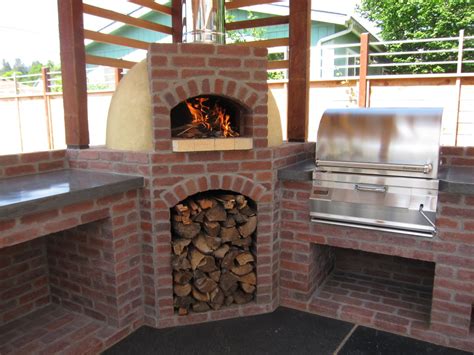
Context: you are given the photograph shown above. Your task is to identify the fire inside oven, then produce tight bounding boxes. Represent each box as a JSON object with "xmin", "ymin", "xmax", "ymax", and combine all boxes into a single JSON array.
[{"xmin": 171, "ymin": 95, "xmax": 242, "ymax": 138}]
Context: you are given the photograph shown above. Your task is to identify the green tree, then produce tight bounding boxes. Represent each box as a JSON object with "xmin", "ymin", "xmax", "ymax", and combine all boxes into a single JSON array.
[
  {"xmin": 358, "ymin": 0, "xmax": 474, "ymax": 73},
  {"xmin": 0, "ymin": 59, "xmax": 12, "ymax": 74}
]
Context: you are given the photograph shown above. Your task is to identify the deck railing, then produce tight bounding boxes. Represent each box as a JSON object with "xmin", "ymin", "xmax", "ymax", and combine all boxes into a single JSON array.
[{"xmin": 314, "ymin": 30, "xmax": 474, "ymax": 80}]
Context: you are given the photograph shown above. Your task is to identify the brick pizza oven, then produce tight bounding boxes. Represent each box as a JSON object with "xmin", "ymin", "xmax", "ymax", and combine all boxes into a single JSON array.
[{"xmin": 144, "ymin": 42, "xmax": 279, "ymax": 326}]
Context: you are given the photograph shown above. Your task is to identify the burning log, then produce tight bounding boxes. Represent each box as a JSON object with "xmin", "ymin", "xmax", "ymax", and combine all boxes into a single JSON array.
[
  {"xmin": 173, "ymin": 97, "xmax": 240, "ymax": 139},
  {"xmin": 171, "ymin": 192, "xmax": 257, "ymax": 314}
]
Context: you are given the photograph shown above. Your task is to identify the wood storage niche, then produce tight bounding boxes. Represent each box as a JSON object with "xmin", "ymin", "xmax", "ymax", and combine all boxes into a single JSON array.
[{"xmin": 171, "ymin": 190, "xmax": 257, "ymax": 315}]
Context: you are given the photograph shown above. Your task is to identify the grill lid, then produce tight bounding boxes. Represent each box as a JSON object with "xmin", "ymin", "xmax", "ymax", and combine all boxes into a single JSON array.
[{"xmin": 316, "ymin": 108, "xmax": 442, "ymax": 179}]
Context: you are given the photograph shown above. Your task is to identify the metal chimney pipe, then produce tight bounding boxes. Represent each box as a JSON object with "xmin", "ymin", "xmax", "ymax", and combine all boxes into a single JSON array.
[{"xmin": 182, "ymin": 0, "xmax": 225, "ymax": 44}]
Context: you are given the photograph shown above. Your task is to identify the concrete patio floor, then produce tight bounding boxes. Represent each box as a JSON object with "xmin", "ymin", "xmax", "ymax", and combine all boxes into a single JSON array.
[{"xmin": 105, "ymin": 307, "xmax": 471, "ymax": 355}]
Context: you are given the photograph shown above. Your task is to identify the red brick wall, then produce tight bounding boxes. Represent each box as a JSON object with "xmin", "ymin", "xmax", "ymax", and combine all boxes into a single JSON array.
[
  {"xmin": 0, "ymin": 150, "xmax": 67, "ymax": 178},
  {"xmin": 0, "ymin": 238, "xmax": 49, "ymax": 324},
  {"xmin": 279, "ymin": 179, "xmax": 474, "ymax": 352},
  {"xmin": 48, "ymin": 217, "xmax": 142, "ymax": 328},
  {"xmin": 440, "ymin": 146, "xmax": 474, "ymax": 166}
]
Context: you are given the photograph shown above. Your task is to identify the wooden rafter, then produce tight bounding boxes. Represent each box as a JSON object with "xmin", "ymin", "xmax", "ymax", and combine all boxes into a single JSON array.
[
  {"xmin": 85, "ymin": 55, "xmax": 138, "ymax": 70},
  {"xmin": 267, "ymin": 60, "xmax": 289, "ymax": 70},
  {"xmin": 127, "ymin": 0, "xmax": 172, "ymax": 15},
  {"xmin": 83, "ymin": 4, "xmax": 173, "ymax": 35},
  {"xmin": 231, "ymin": 38, "xmax": 289, "ymax": 48},
  {"xmin": 225, "ymin": 15, "xmax": 289, "ymax": 31},
  {"xmin": 225, "ymin": 0, "xmax": 286, "ymax": 10},
  {"xmin": 84, "ymin": 30, "xmax": 150, "ymax": 50}
]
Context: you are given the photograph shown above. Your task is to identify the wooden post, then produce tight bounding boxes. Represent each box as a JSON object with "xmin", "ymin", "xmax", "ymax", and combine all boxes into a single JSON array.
[
  {"xmin": 114, "ymin": 68, "xmax": 123, "ymax": 88},
  {"xmin": 287, "ymin": 0, "xmax": 311, "ymax": 142},
  {"xmin": 13, "ymin": 73, "xmax": 24, "ymax": 152},
  {"xmin": 358, "ymin": 33, "xmax": 369, "ymax": 108},
  {"xmin": 41, "ymin": 67, "xmax": 53, "ymax": 149},
  {"xmin": 172, "ymin": 0, "xmax": 183, "ymax": 43},
  {"xmin": 58, "ymin": 0, "xmax": 89, "ymax": 149}
]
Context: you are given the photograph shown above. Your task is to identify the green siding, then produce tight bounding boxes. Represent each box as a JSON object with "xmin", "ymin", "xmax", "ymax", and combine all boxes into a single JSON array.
[{"xmin": 86, "ymin": 12, "xmax": 171, "ymax": 59}]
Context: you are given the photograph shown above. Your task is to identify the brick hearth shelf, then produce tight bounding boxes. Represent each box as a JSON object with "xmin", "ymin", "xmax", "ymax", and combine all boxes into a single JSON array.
[{"xmin": 1, "ymin": 41, "xmax": 473, "ymax": 353}]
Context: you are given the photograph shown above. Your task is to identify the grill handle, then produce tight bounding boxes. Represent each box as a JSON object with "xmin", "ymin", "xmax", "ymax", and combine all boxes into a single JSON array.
[
  {"xmin": 355, "ymin": 183, "xmax": 387, "ymax": 193},
  {"xmin": 316, "ymin": 160, "xmax": 433, "ymax": 174}
]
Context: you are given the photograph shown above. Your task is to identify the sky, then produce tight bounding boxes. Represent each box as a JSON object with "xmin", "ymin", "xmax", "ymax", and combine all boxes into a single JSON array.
[
  {"xmin": 0, "ymin": 0, "xmax": 367, "ymax": 67},
  {"xmin": 0, "ymin": 0, "xmax": 60, "ymax": 65}
]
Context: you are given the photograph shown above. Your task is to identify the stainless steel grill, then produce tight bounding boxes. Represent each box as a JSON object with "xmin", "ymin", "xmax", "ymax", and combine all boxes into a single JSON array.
[{"xmin": 310, "ymin": 108, "xmax": 443, "ymax": 238}]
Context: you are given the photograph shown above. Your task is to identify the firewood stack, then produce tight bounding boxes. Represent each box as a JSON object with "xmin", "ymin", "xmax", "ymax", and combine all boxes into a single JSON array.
[{"xmin": 171, "ymin": 193, "xmax": 257, "ymax": 315}]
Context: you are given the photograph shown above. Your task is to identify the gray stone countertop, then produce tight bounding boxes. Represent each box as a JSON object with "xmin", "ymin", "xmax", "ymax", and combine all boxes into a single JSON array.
[
  {"xmin": 278, "ymin": 159, "xmax": 474, "ymax": 195},
  {"xmin": 0, "ymin": 169, "xmax": 144, "ymax": 220}
]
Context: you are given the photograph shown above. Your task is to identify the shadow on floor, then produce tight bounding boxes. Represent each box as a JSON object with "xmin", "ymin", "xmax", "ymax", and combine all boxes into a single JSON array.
[{"xmin": 105, "ymin": 307, "xmax": 470, "ymax": 355}]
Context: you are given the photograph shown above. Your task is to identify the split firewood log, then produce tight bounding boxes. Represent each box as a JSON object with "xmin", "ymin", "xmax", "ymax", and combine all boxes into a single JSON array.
[
  {"xmin": 225, "ymin": 296, "xmax": 234, "ymax": 306},
  {"xmin": 236, "ymin": 251, "xmax": 255, "ymax": 265},
  {"xmin": 231, "ymin": 263, "xmax": 254, "ymax": 276},
  {"xmin": 172, "ymin": 221, "xmax": 201, "ymax": 239},
  {"xmin": 204, "ymin": 221, "xmax": 221, "ymax": 237},
  {"xmin": 220, "ymin": 226, "xmax": 240, "ymax": 242},
  {"xmin": 239, "ymin": 272, "xmax": 256, "ymax": 285},
  {"xmin": 192, "ymin": 211, "xmax": 205, "ymax": 223},
  {"xmin": 233, "ymin": 212, "xmax": 248, "ymax": 225},
  {"xmin": 192, "ymin": 302, "xmax": 211, "ymax": 313},
  {"xmin": 204, "ymin": 235, "xmax": 221, "ymax": 250},
  {"xmin": 172, "ymin": 253, "xmax": 192, "ymax": 271},
  {"xmin": 221, "ymin": 215, "xmax": 236, "ymax": 228},
  {"xmin": 238, "ymin": 215, "xmax": 257, "ymax": 237},
  {"xmin": 175, "ymin": 204, "xmax": 189, "ymax": 214},
  {"xmin": 197, "ymin": 198, "xmax": 214, "ymax": 210},
  {"xmin": 235, "ymin": 195, "xmax": 246, "ymax": 208},
  {"xmin": 173, "ymin": 270, "xmax": 193, "ymax": 284},
  {"xmin": 189, "ymin": 248, "xmax": 206, "ymax": 270},
  {"xmin": 213, "ymin": 244, "xmax": 230, "ymax": 259},
  {"xmin": 188, "ymin": 200, "xmax": 200, "ymax": 212},
  {"xmin": 219, "ymin": 272, "xmax": 239, "ymax": 293},
  {"xmin": 194, "ymin": 276, "xmax": 218, "ymax": 293},
  {"xmin": 240, "ymin": 282, "xmax": 256, "ymax": 294},
  {"xmin": 172, "ymin": 239, "xmax": 192, "ymax": 255},
  {"xmin": 174, "ymin": 295, "xmax": 194, "ymax": 309},
  {"xmin": 181, "ymin": 215, "xmax": 192, "ymax": 225},
  {"xmin": 239, "ymin": 205, "xmax": 256, "ymax": 217},
  {"xmin": 193, "ymin": 234, "xmax": 213, "ymax": 254},
  {"xmin": 209, "ymin": 270, "xmax": 221, "ymax": 283},
  {"xmin": 221, "ymin": 249, "xmax": 239, "ymax": 269},
  {"xmin": 205, "ymin": 203, "xmax": 227, "ymax": 222},
  {"xmin": 209, "ymin": 287, "xmax": 224, "ymax": 309},
  {"xmin": 232, "ymin": 237, "xmax": 252, "ymax": 248},
  {"xmin": 178, "ymin": 307, "xmax": 188, "ymax": 316},
  {"xmin": 192, "ymin": 287, "xmax": 210, "ymax": 302},
  {"xmin": 227, "ymin": 208, "xmax": 238, "ymax": 215},
  {"xmin": 197, "ymin": 255, "xmax": 217, "ymax": 273},
  {"xmin": 233, "ymin": 290, "xmax": 253, "ymax": 304},
  {"xmin": 174, "ymin": 283, "xmax": 192, "ymax": 297},
  {"xmin": 216, "ymin": 195, "xmax": 236, "ymax": 210}
]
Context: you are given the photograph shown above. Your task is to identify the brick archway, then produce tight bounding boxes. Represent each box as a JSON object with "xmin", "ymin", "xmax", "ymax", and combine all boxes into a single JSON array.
[
  {"xmin": 159, "ymin": 174, "xmax": 267, "ymax": 208},
  {"xmin": 159, "ymin": 78, "xmax": 259, "ymax": 113}
]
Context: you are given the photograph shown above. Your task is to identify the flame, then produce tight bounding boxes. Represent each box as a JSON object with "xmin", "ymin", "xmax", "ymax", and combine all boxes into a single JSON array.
[{"xmin": 185, "ymin": 97, "xmax": 238, "ymax": 138}]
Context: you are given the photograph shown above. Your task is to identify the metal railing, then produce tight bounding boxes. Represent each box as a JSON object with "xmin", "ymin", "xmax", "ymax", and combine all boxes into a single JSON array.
[{"xmin": 313, "ymin": 30, "xmax": 474, "ymax": 80}]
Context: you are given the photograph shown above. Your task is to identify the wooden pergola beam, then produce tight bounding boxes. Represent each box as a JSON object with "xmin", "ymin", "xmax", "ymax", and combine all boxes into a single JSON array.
[
  {"xmin": 287, "ymin": 0, "xmax": 311, "ymax": 142},
  {"xmin": 58, "ymin": 0, "xmax": 89, "ymax": 149},
  {"xmin": 172, "ymin": 0, "xmax": 183, "ymax": 43}
]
